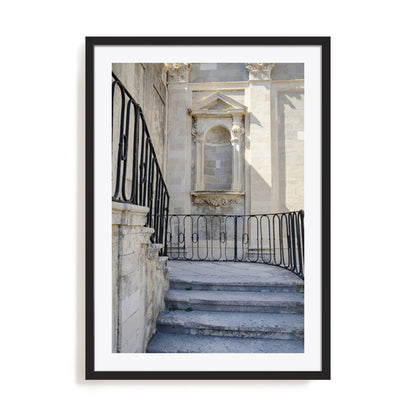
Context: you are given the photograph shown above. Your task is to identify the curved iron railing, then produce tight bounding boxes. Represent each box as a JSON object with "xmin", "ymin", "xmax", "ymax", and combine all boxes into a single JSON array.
[
  {"xmin": 112, "ymin": 72, "xmax": 170, "ymax": 253},
  {"xmin": 167, "ymin": 211, "xmax": 304, "ymax": 279}
]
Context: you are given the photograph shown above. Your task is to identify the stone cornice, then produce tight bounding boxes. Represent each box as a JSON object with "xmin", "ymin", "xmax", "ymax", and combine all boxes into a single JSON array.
[
  {"xmin": 112, "ymin": 201, "xmax": 149, "ymax": 226},
  {"xmin": 271, "ymin": 80, "xmax": 304, "ymax": 91},
  {"xmin": 190, "ymin": 109, "xmax": 245, "ymax": 118}
]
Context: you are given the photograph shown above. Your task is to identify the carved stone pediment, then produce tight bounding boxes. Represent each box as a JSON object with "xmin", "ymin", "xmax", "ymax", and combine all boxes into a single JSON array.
[{"xmin": 189, "ymin": 92, "xmax": 247, "ymax": 118}]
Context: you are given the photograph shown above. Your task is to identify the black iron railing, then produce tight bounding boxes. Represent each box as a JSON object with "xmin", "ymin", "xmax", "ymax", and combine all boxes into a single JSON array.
[
  {"xmin": 167, "ymin": 211, "xmax": 304, "ymax": 279},
  {"xmin": 112, "ymin": 72, "xmax": 169, "ymax": 254}
]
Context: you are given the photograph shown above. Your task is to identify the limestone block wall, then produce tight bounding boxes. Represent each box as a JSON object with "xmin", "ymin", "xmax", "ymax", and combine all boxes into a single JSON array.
[
  {"xmin": 112, "ymin": 202, "xmax": 169, "ymax": 353},
  {"xmin": 271, "ymin": 63, "xmax": 304, "ymax": 81},
  {"xmin": 190, "ymin": 62, "xmax": 304, "ymax": 83},
  {"xmin": 190, "ymin": 63, "xmax": 247, "ymax": 83},
  {"xmin": 165, "ymin": 63, "xmax": 304, "ymax": 218},
  {"xmin": 275, "ymin": 88, "xmax": 304, "ymax": 212},
  {"xmin": 112, "ymin": 63, "xmax": 167, "ymax": 174},
  {"xmin": 166, "ymin": 81, "xmax": 192, "ymax": 215}
]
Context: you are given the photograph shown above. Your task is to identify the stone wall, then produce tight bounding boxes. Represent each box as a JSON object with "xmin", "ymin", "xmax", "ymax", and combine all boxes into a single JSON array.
[
  {"xmin": 112, "ymin": 62, "xmax": 304, "ymax": 221},
  {"xmin": 189, "ymin": 63, "xmax": 304, "ymax": 83},
  {"xmin": 112, "ymin": 63, "xmax": 167, "ymax": 174},
  {"xmin": 112, "ymin": 202, "xmax": 169, "ymax": 353},
  {"xmin": 165, "ymin": 62, "xmax": 304, "ymax": 217},
  {"xmin": 277, "ymin": 90, "xmax": 304, "ymax": 211}
]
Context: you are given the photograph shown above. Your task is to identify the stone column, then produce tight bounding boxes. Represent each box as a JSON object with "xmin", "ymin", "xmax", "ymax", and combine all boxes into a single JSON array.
[
  {"xmin": 245, "ymin": 63, "xmax": 275, "ymax": 214},
  {"xmin": 231, "ymin": 115, "xmax": 244, "ymax": 191},
  {"xmin": 192, "ymin": 117, "xmax": 205, "ymax": 191},
  {"xmin": 165, "ymin": 63, "xmax": 192, "ymax": 213}
]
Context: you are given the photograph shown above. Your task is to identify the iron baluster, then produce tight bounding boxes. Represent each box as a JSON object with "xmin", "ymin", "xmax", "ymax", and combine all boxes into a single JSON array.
[
  {"xmin": 165, "ymin": 213, "xmax": 304, "ymax": 279},
  {"xmin": 112, "ymin": 72, "xmax": 169, "ymax": 255}
]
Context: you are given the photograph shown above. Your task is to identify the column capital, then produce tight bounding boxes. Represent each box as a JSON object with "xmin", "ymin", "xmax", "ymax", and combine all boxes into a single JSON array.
[
  {"xmin": 231, "ymin": 115, "xmax": 245, "ymax": 141},
  {"xmin": 245, "ymin": 63, "xmax": 275, "ymax": 81},
  {"xmin": 164, "ymin": 63, "xmax": 192, "ymax": 83},
  {"xmin": 192, "ymin": 117, "xmax": 205, "ymax": 142}
]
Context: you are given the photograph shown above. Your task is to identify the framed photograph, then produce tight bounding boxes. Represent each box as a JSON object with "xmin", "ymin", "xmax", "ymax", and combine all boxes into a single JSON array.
[{"xmin": 86, "ymin": 37, "xmax": 330, "ymax": 380}]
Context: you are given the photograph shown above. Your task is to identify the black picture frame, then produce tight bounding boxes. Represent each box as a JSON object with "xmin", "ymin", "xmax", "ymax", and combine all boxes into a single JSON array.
[{"xmin": 85, "ymin": 36, "xmax": 330, "ymax": 380}]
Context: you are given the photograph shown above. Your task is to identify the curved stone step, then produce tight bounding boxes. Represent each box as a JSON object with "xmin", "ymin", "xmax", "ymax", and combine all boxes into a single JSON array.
[
  {"xmin": 147, "ymin": 332, "xmax": 304, "ymax": 353},
  {"xmin": 169, "ymin": 272, "xmax": 303, "ymax": 292},
  {"xmin": 165, "ymin": 289, "xmax": 304, "ymax": 313},
  {"xmin": 157, "ymin": 310, "xmax": 304, "ymax": 340}
]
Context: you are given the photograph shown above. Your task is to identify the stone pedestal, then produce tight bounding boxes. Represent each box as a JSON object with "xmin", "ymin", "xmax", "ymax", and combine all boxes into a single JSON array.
[{"xmin": 112, "ymin": 202, "xmax": 169, "ymax": 353}]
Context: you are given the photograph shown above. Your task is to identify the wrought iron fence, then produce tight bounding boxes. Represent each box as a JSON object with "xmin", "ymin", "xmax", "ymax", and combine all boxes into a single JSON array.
[
  {"xmin": 167, "ymin": 211, "xmax": 304, "ymax": 279},
  {"xmin": 112, "ymin": 72, "xmax": 170, "ymax": 253}
]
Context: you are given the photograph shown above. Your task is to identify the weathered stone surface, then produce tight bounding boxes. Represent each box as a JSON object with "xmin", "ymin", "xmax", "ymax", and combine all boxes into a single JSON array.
[
  {"xmin": 168, "ymin": 262, "xmax": 304, "ymax": 292},
  {"xmin": 112, "ymin": 202, "xmax": 169, "ymax": 353},
  {"xmin": 156, "ymin": 310, "xmax": 304, "ymax": 340},
  {"xmin": 147, "ymin": 261, "xmax": 304, "ymax": 353},
  {"xmin": 147, "ymin": 333, "xmax": 304, "ymax": 354},
  {"xmin": 112, "ymin": 63, "xmax": 167, "ymax": 174},
  {"xmin": 165, "ymin": 289, "xmax": 303, "ymax": 313}
]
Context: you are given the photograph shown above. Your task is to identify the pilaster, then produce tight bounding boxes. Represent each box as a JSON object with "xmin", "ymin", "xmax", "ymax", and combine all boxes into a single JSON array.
[
  {"xmin": 245, "ymin": 63, "xmax": 275, "ymax": 214},
  {"xmin": 165, "ymin": 63, "xmax": 192, "ymax": 213},
  {"xmin": 231, "ymin": 115, "xmax": 244, "ymax": 191},
  {"xmin": 192, "ymin": 117, "xmax": 205, "ymax": 191}
]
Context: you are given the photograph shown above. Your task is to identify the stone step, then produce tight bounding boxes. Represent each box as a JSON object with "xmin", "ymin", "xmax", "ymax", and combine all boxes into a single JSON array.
[
  {"xmin": 147, "ymin": 332, "xmax": 304, "ymax": 353},
  {"xmin": 157, "ymin": 310, "xmax": 304, "ymax": 340},
  {"xmin": 170, "ymin": 275, "xmax": 303, "ymax": 292},
  {"xmin": 165, "ymin": 289, "xmax": 304, "ymax": 313}
]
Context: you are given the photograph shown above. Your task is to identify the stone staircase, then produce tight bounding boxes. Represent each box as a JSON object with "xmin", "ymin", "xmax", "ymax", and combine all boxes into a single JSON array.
[{"xmin": 146, "ymin": 261, "xmax": 304, "ymax": 353}]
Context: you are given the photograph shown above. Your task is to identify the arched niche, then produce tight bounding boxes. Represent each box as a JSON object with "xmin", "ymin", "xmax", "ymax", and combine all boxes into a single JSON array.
[
  {"xmin": 203, "ymin": 125, "xmax": 232, "ymax": 191},
  {"xmin": 189, "ymin": 92, "xmax": 247, "ymax": 207}
]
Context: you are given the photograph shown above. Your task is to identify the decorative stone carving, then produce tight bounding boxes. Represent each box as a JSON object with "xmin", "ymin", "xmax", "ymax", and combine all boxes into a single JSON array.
[
  {"xmin": 231, "ymin": 115, "xmax": 245, "ymax": 143},
  {"xmin": 230, "ymin": 115, "xmax": 244, "ymax": 190},
  {"xmin": 194, "ymin": 197, "xmax": 236, "ymax": 207},
  {"xmin": 245, "ymin": 63, "xmax": 275, "ymax": 80},
  {"xmin": 191, "ymin": 191, "xmax": 244, "ymax": 207},
  {"xmin": 147, "ymin": 243, "xmax": 164, "ymax": 259},
  {"xmin": 189, "ymin": 92, "xmax": 247, "ymax": 118},
  {"xmin": 164, "ymin": 63, "xmax": 191, "ymax": 83},
  {"xmin": 156, "ymin": 256, "xmax": 168, "ymax": 270},
  {"xmin": 191, "ymin": 117, "xmax": 204, "ymax": 141}
]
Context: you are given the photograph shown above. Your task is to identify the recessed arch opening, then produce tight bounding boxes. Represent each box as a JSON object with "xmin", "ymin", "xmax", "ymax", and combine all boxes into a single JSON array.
[{"xmin": 204, "ymin": 125, "xmax": 232, "ymax": 190}]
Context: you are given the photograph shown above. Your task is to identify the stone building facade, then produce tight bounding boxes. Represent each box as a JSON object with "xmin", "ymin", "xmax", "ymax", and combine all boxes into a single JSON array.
[{"xmin": 164, "ymin": 62, "xmax": 304, "ymax": 217}]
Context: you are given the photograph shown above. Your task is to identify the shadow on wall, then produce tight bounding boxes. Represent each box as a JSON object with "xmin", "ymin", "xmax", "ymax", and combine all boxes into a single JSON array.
[{"xmin": 271, "ymin": 63, "xmax": 304, "ymax": 81}]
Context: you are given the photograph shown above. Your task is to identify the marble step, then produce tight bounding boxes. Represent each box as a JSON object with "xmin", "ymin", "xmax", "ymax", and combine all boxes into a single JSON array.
[
  {"xmin": 147, "ymin": 332, "xmax": 304, "ymax": 353},
  {"xmin": 164, "ymin": 289, "xmax": 304, "ymax": 313},
  {"xmin": 157, "ymin": 310, "xmax": 304, "ymax": 340},
  {"xmin": 169, "ymin": 272, "xmax": 303, "ymax": 292}
]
